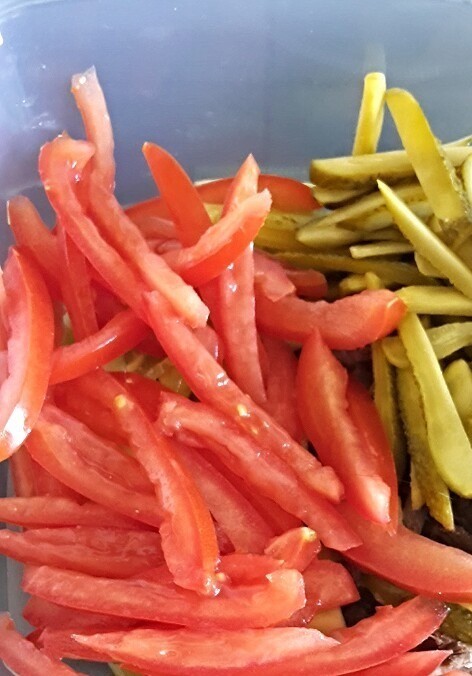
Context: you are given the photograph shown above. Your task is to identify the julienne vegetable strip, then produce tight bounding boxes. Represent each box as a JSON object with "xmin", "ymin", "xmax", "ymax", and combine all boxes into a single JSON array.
[{"xmin": 0, "ymin": 67, "xmax": 465, "ymax": 675}]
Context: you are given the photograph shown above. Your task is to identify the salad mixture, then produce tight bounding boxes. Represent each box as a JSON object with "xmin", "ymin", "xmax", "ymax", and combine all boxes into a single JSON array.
[{"xmin": 0, "ymin": 69, "xmax": 472, "ymax": 675}]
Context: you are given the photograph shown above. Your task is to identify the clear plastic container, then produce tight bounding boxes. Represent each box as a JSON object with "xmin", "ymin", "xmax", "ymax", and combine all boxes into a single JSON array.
[{"xmin": 1, "ymin": 0, "xmax": 472, "ymax": 672}]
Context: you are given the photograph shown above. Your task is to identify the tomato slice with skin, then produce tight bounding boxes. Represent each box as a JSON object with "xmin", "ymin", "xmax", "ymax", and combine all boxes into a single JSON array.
[
  {"xmin": 23, "ymin": 596, "xmax": 141, "ymax": 631},
  {"xmin": 162, "ymin": 190, "xmax": 271, "ymax": 286},
  {"xmin": 254, "ymin": 252, "xmax": 296, "ymax": 301},
  {"xmin": 158, "ymin": 394, "xmax": 360, "ymax": 551},
  {"xmin": 112, "ymin": 372, "xmax": 166, "ymax": 420},
  {"xmin": 256, "ymin": 288, "xmax": 406, "ymax": 348},
  {"xmin": 0, "ymin": 496, "xmax": 152, "ymax": 531},
  {"xmin": 297, "ymin": 329, "xmax": 391, "ymax": 525},
  {"xmin": 49, "ymin": 309, "xmax": 149, "ymax": 385},
  {"xmin": 25, "ymin": 415, "xmax": 164, "ymax": 529},
  {"xmin": 144, "ymin": 291, "xmax": 342, "ymax": 503},
  {"xmin": 175, "ymin": 444, "xmax": 275, "ymax": 554},
  {"xmin": 0, "ymin": 613, "xmax": 81, "ymax": 676},
  {"xmin": 260, "ymin": 336, "xmax": 304, "ymax": 442},
  {"xmin": 0, "ymin": 248, "xmax": 54, "ymax": 461},
  {"xmin": 339, "ymin": 502, "xmax": 472, "ymax": 603},
  {"xmin": 346, "ymin": 376, "xmax": 399, "ymax": 530},
  {"xmin": 67, "ymin": 626, "xmax": 337, "ymax": 676},
  {"xmin": 285, "ymin": 268, "xmax": 328, "ymax": 300},
  {"xmin": 264, "ymin": 527, "xmax": 320, "ymax": 572},
  {"xmin": 22, "ymin": 565, "xmax": 306, "ymax": 629},
  {"xmin": 0, "ymin": 526, "xmax": 163, "ymax": 578},
  {"xmin": 350, "ymin": 650, "xmax": 451, "ymax": 676},
  {"xmin": 7, "ymin": 195, "xmax": 62, "ymax": 299},
  {"xmin": 218, "ymin": 553, "xmax": 283, "ymax": 585},
  {"xmin": 142, "ymin": 142, "xmax": 213, "ymax": 246},
  {"xmin": 74, "ymin": 369, "xmax": 220, "ymax": 597}
]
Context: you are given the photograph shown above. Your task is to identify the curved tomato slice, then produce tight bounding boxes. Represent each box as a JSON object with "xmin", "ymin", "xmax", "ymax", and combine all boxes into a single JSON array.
[
  {"xmin": 285, "ymin": 268, "xmax": 328, "ymax": 300},
  {"xmin": 22, "ymin": 565, "xmax": 306, "ymax": 629},
  {"xmin": 254, "ymin": 252, "xmax": 296, "ymax": 301},
  {"xmin": 264, "ymin": 527, "xmax": 320, "ymax": 572},
  {"xmin": 23, "ymin": 596, "xmax": 139, "ymax": 632},
  {"xmin": 298, "ymin": 330, "xmax": 391, "ymax": 524},
  {"xmin": 340, "ymin": 503, "xmax": 472, "ymax": 603},
  {"xmin": 111, "ymin": 372, "xmax": 165, "ymax": 420},
  {"xmin": 143, "ymin": 142, "xmax": 213, "ymax": 246},
  {"xmin": 162, "ymin": 190, "xmax": 271, "ymax": 286},
  {"xmin": 0, "ymin": 248, "xmax": 54, "ymax": 461},
  {"xmin": 0, "ymin": 496, "xmax": 151, "ymax": 530},
  {"xmin": 351, "ymin": 650, "xmax": 451, "ymax": 676},
  {"xmin": 218, "ymin": 553, "xmax": 282, "ymax": 585},
  {"xmin": 256, "ymin": 288, "xmax": 406, "ymax": 348},
  {"xmin": 0, "ymin": 526, "xmax": 163, "ymax": 578},
  {"xmin": 68, "ymin": 626, "xmax": 337, "ymax": 675},
  {"xmin": 0, "ymin": 613, "xmax": 79, "ymax": 676}
]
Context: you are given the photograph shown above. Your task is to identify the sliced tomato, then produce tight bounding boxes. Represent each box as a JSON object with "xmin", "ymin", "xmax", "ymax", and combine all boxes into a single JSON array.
[
  {"xmin": 297, "ymin": 330, "xmax": 391, "ymax": 524},
  {"xmin": 144, "ymin": 291, "xmax": 342, "ymax": 503},
  {"xmin": 254, "ymin": 252, "xmax": 296, "ymax": 301},
  {"xmin": 158, "ymin": 395, "xmax": 359, "ymax": 550},
  {"xmin": 194, "ymin": 325, "xmax": 224, "ymax": 364},
  {"xmin": 197, "ymin": 174, "xmax": 319, "ymax": 212},
  {"xmin": 22, "ymin": 565, "xmax": 305, "ymax": 629},
  {"xmin": 285, "ymin": 268, "xmax": 328, "ymax": 300},
  {"xmin": 74, "ymin": 370, "xmax": 219, "ymax": 597},
  {"xmin": 351, "ymin": 650, "xmax": 451, "ymax": 676},
  {"xmin": 303, "ymin": 560, "xmax": 360, "ymax": 615},
  {"xmin": 25, "ymin": 415, "xmax": 164, "ymax": 529},
  {"xmin": 23, "ymin": 596, "xmax": 139, "ymax": 631},
  {"xmin": 67, "ymin": 626, "xmax": 337, "ymax": 675},
  {"xmin": 0, "ymin": 248, "xmax": 54, "ymax": 460},
  {"xmin": 142, "ymin": 142, "xmax": 213, "ymax": 246},
  {"xmin": 39, "ymin": 136, "xmax": 148, "ymax": 316},
  {"xmin": 71, "ymin": 67, "xmax": 116, "ymax": 192},
  {"xmin": 56, "ymin": 221, "xmax": 98, "ymax": 339},
  {"xmin": 0, "ymin": 613, "xmax": 80, "ymax": 676},
  {"xmin": 261, "ymin": 336, "xmax": 304, "ymax": 442},
  {"xmin": 256, "ymin": 288, "xmax": 406, "ymax": 348},
  {"xmin": 0, "ymin": 526, "xmax": 163, "ymax": 578},
  {"xmin": 7, "ymin": 195, "xmax": 62, "ymax": 299},
  {"xmin": 112, "ymin": 372, "xmax": 165, "ymax": 420},
  {"xmin": 218, "ymin": 553, "xmax": 282, "ymax": 585},
  {"xmin": 49, "ymin": 309, "xmax": 149, "ymax": 384},
  {"xmin": 162, "ymin": 190, "xmax": 271, "ymax": 286},
  {"xmin": 0, "ymin": 497, "xmax": 150, "ymax": 530},
  {"xmin": 340, "ymin": 503, "xmax": 472, "ymax": 603},
  {"xmin": 202, "ymin": 155, "xmax": 266, "ymax": 405},
  {"xmin": 175, "ymin": 444, "xmax": 275, "ymax": 554},
  {"xmin": 264, "ymin": 528, "xmax": 320, "ymax": 572},
  {"xmin": 9, "ymin": 446, "xmax": 39, "ymax": 497},
  {"xmin": 346, "ymin": 376, "xmax": 399, "ymax": 530},
  {"xmin": 38, "ymin": 628, "xmax": 109, "ymax": 662}
]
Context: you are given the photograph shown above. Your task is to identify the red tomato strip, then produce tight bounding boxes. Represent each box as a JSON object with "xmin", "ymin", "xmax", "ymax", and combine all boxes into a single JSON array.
[
  {"xmin": 0, "ymin": 248, "xmax": 54, "ymax": 460},
  {"xmin": 254, "ymin": 252, "xmax": 296, "ymax": 301},
  {"xmin": 340, "ymin": 503, "xmax": 472, "ymax": 603},
  {"xmin": 0, "ymin": 526, "xmax": 163, "ymax": 578},
  {"xmin": 175, "ymin": 443, "xmax": 276, "ymax": 553},
  {"xmin": 346, "ymin": 377, "xmax": 399, "ymax": 530},
  {"xmin": 75, "ymin": 369, "xmax": 220, "ymax": 596},
  {"xmin": 212, "ymin": 155, "xmax": 267, "ymax": 405},
  {"xmin": 264, "ymin": 527, "xmax": 320, "ymax": 572},
  {"xmin": 163, "ymin": 190, "xmax": 271, "ymax": 286},
  {"xmin": 9, "ymin": 446, "xmax": 39, "ymax": 497},
  {"xmin": 0, "ymin": 614, "xmax": 82, "ymax": 676},
  {"xmin": 285, "ymin": 268, "xmax": 328, "ymax": 300},
  {"xmin": 25, "ymin": 416, "xmax": 164, "ymax": 529},
  {"xmin": 22, "ymin": 565, "xmax": 306, "ymax": 629},
  {"xmin": 256, "ymin": 288, "xmax": 406, "ymax": 348},
  {"xmin": 197, "ymin": 174, "xmax": 319, "ymax": 212},
  {"xmin": 112, "ymin": 372, "xmax": 165, "ymax": 420},
  {"xmin": 218, "ymin": 553, "xmax": 282, "ymax": 585},
  {"xmin": 144, "ymin": 291, "xmax": 342, "ymax": 503},
  {"xmin": 0, "ymin": 497, "xmax": 151, "ymax": 530},
  {"xmin": 23, "ymin": 596, "xmax": 140, "ymax": 631},
  {"xmin": 7, "ymin": 195, "xmax": 62, "ymax": 299},
  {"xmin": 49, "ymin": 309, "xmax": 149, "ymax": 384},
  {"xmin": 143, "ymin": 142, "xmax": 213, "ymax": 246},
  {"xmin": 158, "ymin": 395, "xmax": 360, "ymax": 550},
  {"xmin": 56, "ymin": 222, "xmax": 98, "ymax": 339},
  {"xmin": 261, "ymin": 336, "xmax": 304, "ymax": 442},
  {"xmin": 303, "ymin": 560, "xmax": 360, "ymax": 614},
  {"xmin": 350, "ymin": 650, "xmax": 451, "ymax": 676},
  {"xmin": 69, "ymin": 626, "xmax": 337, "ymax": 675},
  {"xmin": 297, "ymin": 330, "xmax": 391, "ymax": 524}
]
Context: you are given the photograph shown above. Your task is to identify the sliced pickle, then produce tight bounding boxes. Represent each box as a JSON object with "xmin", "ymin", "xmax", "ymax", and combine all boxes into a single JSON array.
[
  {"xmin": 383, "ymin": 322, "xmax": 472, "ymax": 369},
  {"xmin": 444, "ymin": 360, "xmax": 472, "ymax": 440},
  {"xmin": 396, "ymin": 286, "xmax": 472, "ymax": 315},
  {"xmin": 414, "ymin": 252, "xmax": 446, "ymax": 279},
  {"xmin": 349, "ymin": 241, "xmax": 413, "ymax": 259},
  {"xmin": 352, "ymin": 72, "xmax": 386, "ymax": 156},
  {"xmin": 312, "ymin": 184, "xmax": 372, "ymax": 208}
]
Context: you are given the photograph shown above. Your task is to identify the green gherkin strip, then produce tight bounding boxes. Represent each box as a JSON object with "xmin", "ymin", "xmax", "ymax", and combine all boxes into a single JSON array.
[
  {"xmin": 352, "ymin": 72, "xmax": 386, "ymax": 156},
  {"xmin": 398, "ymin": 313, "xmax": 472, "ymax": 498},
  {"xmin": 444, "ymin": 360, "xmax": 472, "ymax": 440},
  {"xmin": 372, "ymin": 342, "xmax": 406, "ymax": 479},
  {"xmin": 396, "ymin": 286, "xmax": 472, "ymax": 315},
  {"xmin": 382, "ymin": 322, "xmax": 472, "ymax": 369},
  {"xmin": 397, "ymin": 366, "xmax": 454, "ymax": 530}
]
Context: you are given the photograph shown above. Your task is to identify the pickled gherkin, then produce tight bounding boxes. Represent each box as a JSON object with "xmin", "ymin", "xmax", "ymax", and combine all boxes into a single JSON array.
[
  {"xmin": 444, "ymin": 360, "xmax": 472, "ymax": 440},
  {"xmin": 396, "ymin": 286, "xmax": 472, "ymax": 316},
  {"xmin": 397, "ymin": 366, "xmax": 454, "ymax": 530},
  {"xmin": 352, "ymin": 72, "xmax": 386, "ymax": 156},
  {"xmin": 398, "ymin": 313, "xmax": 472, "ymax": 498}
]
